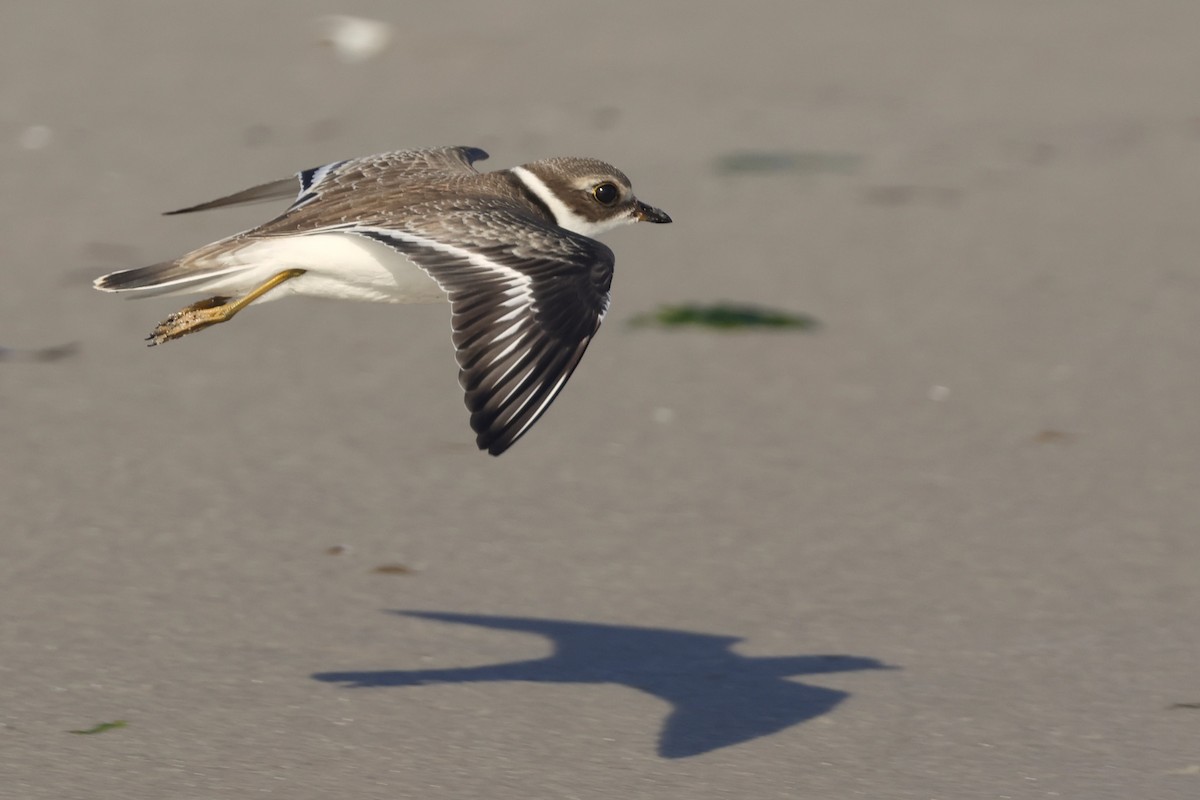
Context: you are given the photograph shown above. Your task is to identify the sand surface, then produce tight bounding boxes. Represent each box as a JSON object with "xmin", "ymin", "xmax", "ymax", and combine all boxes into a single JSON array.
[{"xmin": 3, "ymin": 2, "xmax": 1199, "ymax": 797}]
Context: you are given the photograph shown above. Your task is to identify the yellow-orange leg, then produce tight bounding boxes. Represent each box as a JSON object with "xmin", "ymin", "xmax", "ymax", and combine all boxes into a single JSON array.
[{"xmin": 147, "ymin": 269, "xmax": 307, "ymax": 346}]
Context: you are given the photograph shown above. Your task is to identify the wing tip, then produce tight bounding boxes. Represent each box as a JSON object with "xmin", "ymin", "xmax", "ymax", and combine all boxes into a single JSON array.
[
  {"xmin": 462, "ymin": 146, "xmax": 490, "ymax": 164},
  {"xmin": 483, "ymin": 437, "xmax": 513, "ymax": 457},
  {"xmin": 162, "ymin": 200, "xmax": 225, "ymax": 216},
  {"xmin": 161, "ymin": 176, "xmax": 301, "ymax": 216},
  {"xmin": 475, "ymin": 425, "xmax": 517, "ymax": 457}
]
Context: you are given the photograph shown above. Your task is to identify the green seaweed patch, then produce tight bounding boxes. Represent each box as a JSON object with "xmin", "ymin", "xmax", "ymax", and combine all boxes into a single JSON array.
[
  {"xmin": 630, "ymin": 303, "xmax": 819, "ymax": 331},
  {"xmin": 69, "ymin": 720, "xmax": 127, "ymax": 735},
  {"xmin": 715, "ymin": 151, "xmax": 862, "ymax": 176}
]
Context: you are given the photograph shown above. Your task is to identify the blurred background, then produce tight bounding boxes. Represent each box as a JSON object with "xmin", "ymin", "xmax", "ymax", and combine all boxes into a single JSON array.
[{"xmin": 2, "ymin": 2, "xmax": 1199, "ymax": 798}]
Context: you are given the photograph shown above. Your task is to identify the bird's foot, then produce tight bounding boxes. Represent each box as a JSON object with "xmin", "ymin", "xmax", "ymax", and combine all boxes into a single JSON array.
[
  {"xmin": 143, "ymin": 269, "xmax": 306, "ymax": 346},
  {"xmin": 146, "ymin": 296, "xmax": 232, "ymax": 346}
]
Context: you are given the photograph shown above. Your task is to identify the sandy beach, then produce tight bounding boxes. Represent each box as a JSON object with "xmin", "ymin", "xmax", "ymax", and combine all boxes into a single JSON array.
[{"xmin": 3, "ymin": 2, "xmax": 1199, "ymax": 797}]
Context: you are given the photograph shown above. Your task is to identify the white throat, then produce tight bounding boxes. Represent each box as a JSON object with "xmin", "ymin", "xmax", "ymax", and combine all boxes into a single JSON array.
[{"xmin": 511, "ymin": 166, "xmax": 633, "ymax": 238}]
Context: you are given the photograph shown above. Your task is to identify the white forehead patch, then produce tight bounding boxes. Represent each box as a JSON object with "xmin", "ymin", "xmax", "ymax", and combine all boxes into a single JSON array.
[{"xmin": 512, "ymin": 166, "xmax": 636, "ymax": 238}]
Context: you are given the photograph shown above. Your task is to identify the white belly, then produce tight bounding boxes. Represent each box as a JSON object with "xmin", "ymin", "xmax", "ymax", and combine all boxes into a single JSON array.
[{"xmin": 207, "ymin": 233, "xmax": 448, "ymax": 304}]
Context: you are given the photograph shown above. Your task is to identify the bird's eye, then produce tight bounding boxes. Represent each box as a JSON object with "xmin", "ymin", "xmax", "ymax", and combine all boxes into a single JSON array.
[{"xmin": 592, "ymin": 183, "xmax": 619, "ymax": 205}]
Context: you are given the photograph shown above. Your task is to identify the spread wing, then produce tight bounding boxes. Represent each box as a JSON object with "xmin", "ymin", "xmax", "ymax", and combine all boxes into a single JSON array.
[
  {"xmin": 349, "ymin": 209, "xmax": 613, "ymax": 456},
  {"xmin": 163, "ymin": 146, "xmax": 490, "ymax": 216}
]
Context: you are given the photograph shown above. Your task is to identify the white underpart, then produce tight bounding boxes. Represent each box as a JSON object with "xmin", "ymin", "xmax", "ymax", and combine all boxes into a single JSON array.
[
  {"xmin": 510, "ymin": 166, "xmax": 634, "ymax": 237},
  {"xmin": 180, "ymin": 233, "xmax": 450, "ymax": 304}
]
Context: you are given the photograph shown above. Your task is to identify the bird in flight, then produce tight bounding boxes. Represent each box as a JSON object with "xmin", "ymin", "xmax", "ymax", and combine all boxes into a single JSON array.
[{"xmin": 94, "ymin": 146, "xmax": 671, "ymax": 455}]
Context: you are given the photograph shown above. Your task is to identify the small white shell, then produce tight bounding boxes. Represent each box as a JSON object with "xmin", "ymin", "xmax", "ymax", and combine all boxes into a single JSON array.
[{"xmin": 316, "ymin": 15, "xmax": 393, "ymax": 64}]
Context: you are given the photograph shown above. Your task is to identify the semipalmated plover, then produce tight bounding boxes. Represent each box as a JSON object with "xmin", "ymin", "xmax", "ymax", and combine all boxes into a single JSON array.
[{"xmin": 94, "ymin": 147, "xmax": 671, "ymax": 455}]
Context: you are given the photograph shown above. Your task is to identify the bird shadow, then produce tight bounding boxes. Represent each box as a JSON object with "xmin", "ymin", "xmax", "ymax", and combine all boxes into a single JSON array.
[{"xmin": 312, "ymin": 611, "xmax": 896, "ymax": 758}]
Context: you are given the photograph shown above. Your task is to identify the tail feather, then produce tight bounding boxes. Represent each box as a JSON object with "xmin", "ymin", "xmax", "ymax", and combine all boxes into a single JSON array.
[{"xmin": 93, "ymin": 259, "xmax": 249, "ymax": 297}]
